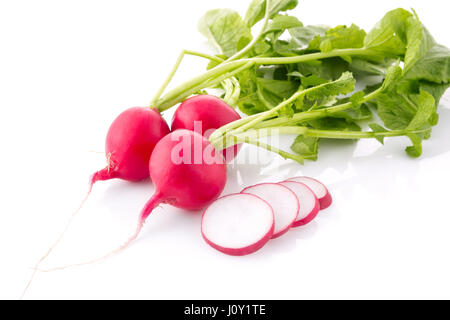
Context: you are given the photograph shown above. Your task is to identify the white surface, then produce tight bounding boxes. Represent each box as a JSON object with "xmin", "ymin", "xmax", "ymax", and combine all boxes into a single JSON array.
[
  {"xmin": 242, "ymin": 183, "xmax": 299, "ymax": 237},
  {"xmin": 1, "ymin": 0, "xmax": 450, "ymax": 300},
  {"xmin": 202, "ymin": 194, "xmax": 274, "ymax": 249}
]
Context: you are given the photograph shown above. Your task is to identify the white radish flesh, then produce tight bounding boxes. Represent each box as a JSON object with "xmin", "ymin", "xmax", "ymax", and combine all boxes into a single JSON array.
[
  {"xmin": 279, "ymin": 181, "xmax": 320, "ymax": 227},
  {"xmin": 285, "ymin": 176, "xmax": 332, "ymax": 210},
  {"xmin": 201, "ymin": 194, "xmax": 274, "ymax": 256},
  {"xmin": 242, "ymin": 183, "xmax": 299, "ymax": 239}
]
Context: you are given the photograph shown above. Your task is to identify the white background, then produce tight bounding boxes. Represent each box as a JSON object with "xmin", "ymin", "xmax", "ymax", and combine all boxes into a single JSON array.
[{"xmin": 1, "ymin": 0, "xmax": 450, "ymax": 300}]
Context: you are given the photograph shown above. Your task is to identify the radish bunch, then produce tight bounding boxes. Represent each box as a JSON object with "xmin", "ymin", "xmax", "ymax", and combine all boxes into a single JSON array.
[
  {"xmin": 24, "ymin": 0, "xmax": 450, "ymax": 297},
  {"xmin": 201, "ymin": 177, "xmax": 333, "ymax": 256},
  {"xmin": 23, "ymin": 96, "xmax": 239, "ymax": 293},
  {"xmin": 26, "ymin": 91, "xmax": 329, "ymax": 283}
]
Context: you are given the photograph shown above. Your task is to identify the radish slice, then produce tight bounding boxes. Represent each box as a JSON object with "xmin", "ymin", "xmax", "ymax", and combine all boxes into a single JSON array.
[
  {"xmin": 201, "ymin": 194, "xmax": 274, "ymax": 256},
  {"xmin": 285, "ymin": 176, "xmax": 333, "ymax": 210},
  {"xmin": 242, "ymin": 183, "xmax": 299, "ymax": 239},
  {"xmin": 279, "ymin": 181, "xmax": 320, "ymax": 227}
]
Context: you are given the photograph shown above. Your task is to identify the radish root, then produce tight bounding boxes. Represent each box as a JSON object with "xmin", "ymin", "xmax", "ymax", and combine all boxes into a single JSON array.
[
  {"xmin": 35, "ymin": 194, "xmax": 162, "ymax": 273},
  {"xmin": 21, "ymin": 178, "xmax": 95, "ymax": 299}
]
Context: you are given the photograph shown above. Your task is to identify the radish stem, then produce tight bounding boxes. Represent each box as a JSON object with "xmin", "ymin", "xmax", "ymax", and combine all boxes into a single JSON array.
[
  {"xmin": 150, "ymin": 50, "xmax": 225, "ymax": 107},
  {"xmin": 154, "ymin": 48, "xmax": 375, "ymax": 112},
  {"xmin": 157, "ymin": 61, "xmax": 254, "ymax": 111},
  {"xmin": 226, "ymin": 0, "xmax": 272, "ymax": 62}
]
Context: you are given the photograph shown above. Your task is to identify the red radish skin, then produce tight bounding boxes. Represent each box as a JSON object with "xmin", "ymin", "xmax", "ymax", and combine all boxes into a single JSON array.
[
  {"xmin": 146, "ymin": 130, "xmax": 227, "ymax": 211},
  {"xmin": 40, "ymin": 130, "xmax": 227, "ymax": 271},
  {"xmin": 285, "ymin": 177, "xmax": 333, "ymax": 210},
  {"xmin": 91, "ymin": 107, "xmax": 171, "ymax": 186},
  {"xmin": 201, "ymin": 194, "xmax": 274, "ymax": 256},
  {"xmin": 171, "ymin": 95, "xmax": 242, "ymax": 162},
  {"xmin": 242, "ymin": 183, "xmax": 299, "ymax": 239},
  {"xmin": 279, "ymin": 181, "xmax": 320, "ymax": 227}
]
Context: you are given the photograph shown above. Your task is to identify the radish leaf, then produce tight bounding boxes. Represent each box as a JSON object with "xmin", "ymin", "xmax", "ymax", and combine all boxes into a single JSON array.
[
  {"xmin": 364, "ymin": 8, "xmax": 412, "ymax": 57},
  {"xmin": 308, "ymin": 24, "xmax": 366, "ymax": 54},
  {"xmin": 198, "ymin": 9, "xmax": 252, "ymax": 57},
  {"xmin": 291, "ymin": 135, "xmax": 319, "ymax": 160},
  {"xmin": 263, "ymin": 14, "xmax": 303, "ymax": 35},
  {"xmin": 245, "ymin": 0, "xmax": 299, "ymax": 27},
  {"xmin": 289, "ymin": 25, "xmax": 328, "ymax": 49}
]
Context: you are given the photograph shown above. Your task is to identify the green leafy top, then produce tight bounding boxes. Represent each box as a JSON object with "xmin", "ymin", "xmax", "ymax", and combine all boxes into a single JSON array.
[{"xmin": 154, "ymin": 1, "xmax": 450, "ymax": 162}]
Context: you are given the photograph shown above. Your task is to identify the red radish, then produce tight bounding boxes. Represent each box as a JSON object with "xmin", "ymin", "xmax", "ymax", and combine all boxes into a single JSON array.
[
  {"xmin": 285, "ymin": 177, "xmax": 332, "ymax": 210},
  {"xmin": 201, "ymin": 194, "xmax": 274, "ymax": 256},
  {"xmin": 242, "ymin": 183, "xmax": 299, "ymax": 239},
  {"xmin": 40, "ymin": 130, "xmax": 227, "ymax": 271},
  {"xmin": 22, "ymin": 106, "xmax": 171, "ymax": 298},
  {"xmin": 279, "ymin": 181, "xmax": 320, "ymax": 227},
  {"xmin": 171, "ymin": 95, "xmax": 242, "ymax": 162},
  {"xmin": 91, "ymin": 106, "xmax": 171, "ymax": 185},
  {"xmin": 145, "ymin": 130, "xmax": 227, "ymax": 211}
]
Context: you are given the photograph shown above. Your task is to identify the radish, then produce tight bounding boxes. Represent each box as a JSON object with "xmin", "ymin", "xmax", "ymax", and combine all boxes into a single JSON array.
[
  {"xmin": 40, "ymin": 130, "xmax": 227, "ymax": 270},
  {"xmin": 171, "ymin": 95, "xmax": 242, "ymax": 162},
  {"xmin": 145, "ymin": 129, "xmax": 227, "ymax": 211},
  {"xmin": 201, "ymin": 194, "xmax": 274, "ymax": 256},
  {"xmin": 279, "ymin": 181, "xmax": 320, "ymax": 227},
  {"xmin": 242, "ymin": 183, "xmax": 299, "ymax": 239},
  {"xmin": 91, "ymin": 106, "xmax": 171, "ymax": 185},
  {"xmin": 22, "ymin": 106, "xmax": 171, "ymax": 298},
  {"xmin": 285, "ymin": 177, "xmax": 333, "ymax": 210}
]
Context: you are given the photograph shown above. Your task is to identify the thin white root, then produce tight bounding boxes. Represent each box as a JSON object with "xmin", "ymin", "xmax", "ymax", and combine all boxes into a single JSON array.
[
  {"xmin": 36, "ymin": 221, "xmax": 144, "ymax": 273},
  {"xmin": 20, "ymin": 185, "xmax": 93, "ymax": 299},
  {"xmin": 31, "ymin": 194, "xmax": 161, "ymax": 275}
]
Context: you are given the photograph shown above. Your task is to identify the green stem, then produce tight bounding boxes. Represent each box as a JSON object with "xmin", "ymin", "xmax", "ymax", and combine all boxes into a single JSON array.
[
  {"xmin": 255, "ymin": 86, "xmax": 382, "ymax": 129},
  {"xmin": 157, "ymin": 61, "xmax": 254, "ymax": 112},
  {"xmin": 150, "ymin": 50, "xmax": 224, "ymax": 107},
  {"xmin": 232, "ymin": 78, "xmax": 352, "ymax": 134},
  {"xmin": 185, "ymin": 51, "xmax": 224, "ymax": 63},
  {"xmin": 211, "ymin": 127, "xmax": 303, "ymax": 149},
  {"xmin": 230, "ymin": 135, "xmax": 306, "ymax": 164},
  {"xmin": 222, "ymin": 77, "xmax": 241, "ymax": 107},
  {"xmin": 226, "ymin": 0, "xmax": 272, "ymax": 62},
  {"xmin": 304, "ymin": 128, "xmax": 429, "ymax": 139},
  {"xmin": 229, "ymin": 77, "xmax": 241, "ymax": 106},
  {"xmin": 210, "ymin": 84, "xmax": 382, "ymax": 144},
  {"xmin": 155, "ymin": 60, "xmax": 248, "ymax": 111},
  {"xmin": 212, "ymin": 125, "xmax": 428, "ymax": 160},
  {"xmin": 211, "ymin": 123, "xmax": 430, "ymax": 166},
  {"xmin": 238, "ymin": 90, "xmax": 304, "ymax": 132},
  {"xmin": 248, "ymin": 48, "xmax": 372, "ymax": 65},
  {"xmin": 225, "ymin": 126, "xmax": 429, "ymax": 143},
  {"xmin": 209, "ymin": 112, "xmax": 262, "ymax": 142},
  {"xmin": 155, "ymin": 47, "xmax": 373, "ymax": 112},
  {"xmin": 210, "ymin": 85, "xmax": 383, "ymax": 149}
]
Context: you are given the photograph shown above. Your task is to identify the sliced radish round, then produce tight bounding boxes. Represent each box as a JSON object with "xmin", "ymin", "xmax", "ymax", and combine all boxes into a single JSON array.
[
  {"xmin": 201, "ymin": 194, "xmax": 274, "ymax": 256},
  {"xmin": 279, "ymin": 181, "xmax": 319, "ymax": 227},
  {"xmin": 285, "ymin": 176, "xmax": 332, "ymax": 210},
  {"xmin": 242, "ymin": 183, "xmax": 299, "ymax": 239}
]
